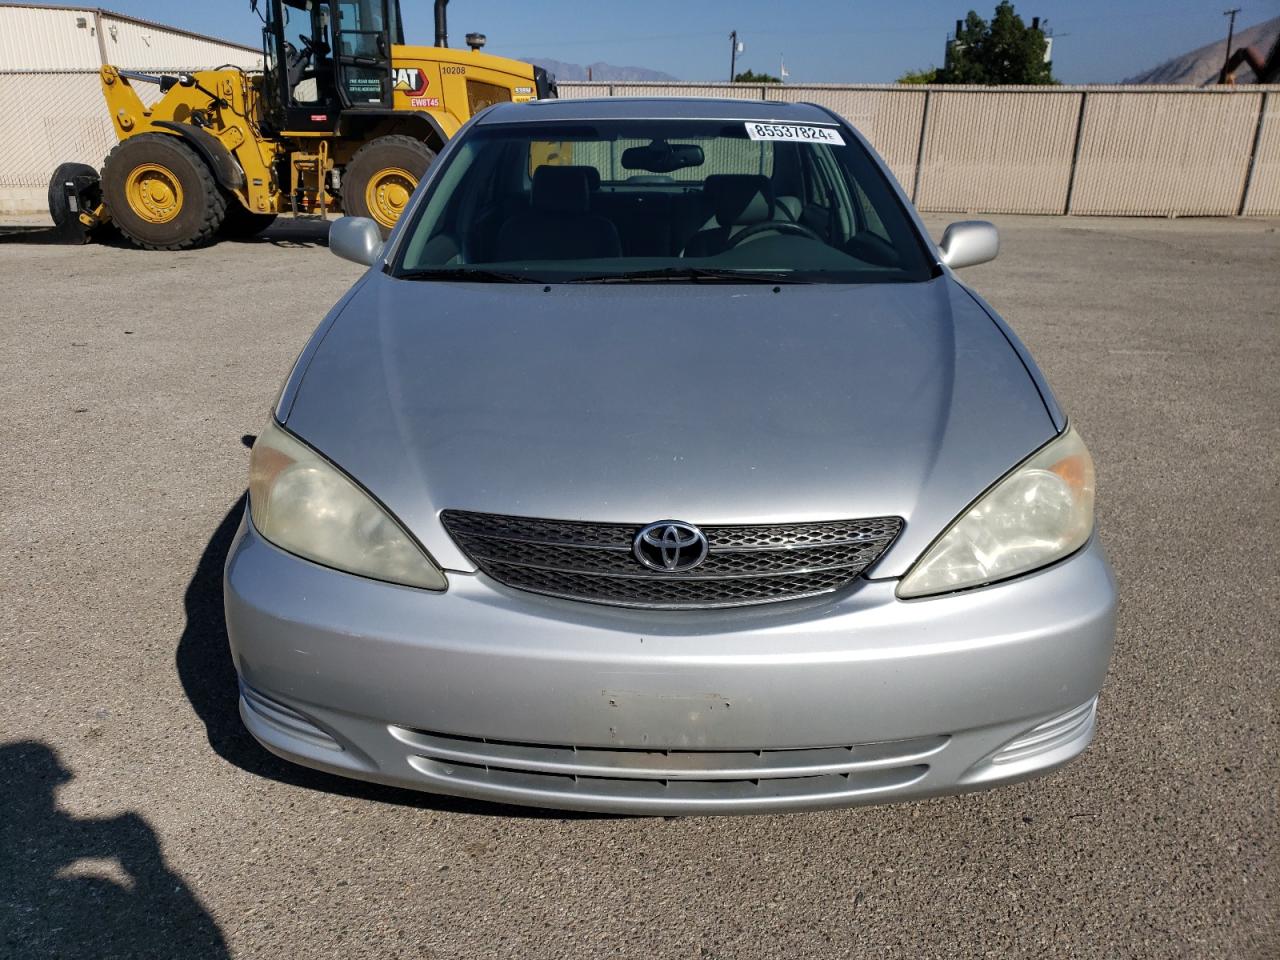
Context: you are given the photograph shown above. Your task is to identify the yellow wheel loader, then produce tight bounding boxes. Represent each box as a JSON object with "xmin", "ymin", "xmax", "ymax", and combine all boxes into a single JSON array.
[{"xmin": 52, "ymin": 0, "xmax": 554, "ymax": 249}]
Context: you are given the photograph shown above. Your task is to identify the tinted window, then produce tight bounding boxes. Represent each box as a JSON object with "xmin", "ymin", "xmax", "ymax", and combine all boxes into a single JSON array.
[{"xmin": 394, "ymin": 119, "xmax": 934, "ymax": 284}]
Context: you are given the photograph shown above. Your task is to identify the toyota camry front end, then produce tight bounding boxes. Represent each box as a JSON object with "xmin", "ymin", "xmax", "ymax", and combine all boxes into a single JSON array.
[{"xmin": 224, "ymin": 98, "xmax": 1116, "ymax": 815}]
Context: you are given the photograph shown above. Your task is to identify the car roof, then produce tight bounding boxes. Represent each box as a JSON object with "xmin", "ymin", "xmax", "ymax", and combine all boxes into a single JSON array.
[{"xmin": 477, "ymin": 97, "xmax": 842, "ymax": 126}]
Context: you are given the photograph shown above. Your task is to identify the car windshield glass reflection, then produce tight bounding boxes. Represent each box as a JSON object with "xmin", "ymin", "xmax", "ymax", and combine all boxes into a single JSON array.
[{"xmin": 393, "ymin": 119, "xmax": 935, "ymax": 284}]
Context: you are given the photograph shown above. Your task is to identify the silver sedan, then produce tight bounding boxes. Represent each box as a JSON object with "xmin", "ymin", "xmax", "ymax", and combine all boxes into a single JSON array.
[{"xmin": 225, "ymin": 97, "xmax": 1115, "ymax": 815}]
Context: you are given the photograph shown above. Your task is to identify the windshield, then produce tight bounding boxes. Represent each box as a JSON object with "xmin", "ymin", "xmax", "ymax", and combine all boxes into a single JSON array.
[{"xmin": 392, "ymin": 118, "xmax": 935, "ymax": 284}]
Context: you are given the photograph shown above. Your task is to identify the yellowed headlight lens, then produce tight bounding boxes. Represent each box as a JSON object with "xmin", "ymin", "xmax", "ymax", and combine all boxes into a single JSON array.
[
  {"xmin": 898, "ymin": 426, "xmax": 1096, "ymax": 599},
  {"xmin": 249, "ymin": 421, "xmax": 446, "ymax": 590}
]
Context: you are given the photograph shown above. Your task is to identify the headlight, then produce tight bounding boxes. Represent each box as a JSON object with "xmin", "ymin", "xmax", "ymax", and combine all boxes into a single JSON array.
[
  {"xmin": 897, "ymin": 426, "xmax": 1095, "ymax": 599},
  {"xmin": 248, "ymin": 420, "xmax": 446, "ymax": 590}
]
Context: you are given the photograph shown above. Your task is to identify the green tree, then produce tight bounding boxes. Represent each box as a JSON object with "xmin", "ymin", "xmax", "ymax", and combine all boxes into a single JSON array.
[
  {"xmin": 897, "ymin": 67, "xmax": 940, "ymax": 84},
  {"xmin": 733, "ymin": 69, "xmax": 781, "ymax": 83},
  {"xmin": 941, "ymin": 1, "xmax": 1053, "ymax": 84}
]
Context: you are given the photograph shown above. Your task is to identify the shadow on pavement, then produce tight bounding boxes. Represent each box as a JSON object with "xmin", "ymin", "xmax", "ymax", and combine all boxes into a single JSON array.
[
  {"xmin": 0, "ymin": 224, "xmax": 125, "ymax": 246},
  {"xmin": 0, "ymin": 217, "xmax": 331, "ymax": 248},
  {"xmin": 235, "ymin": 217, "xmax": 332, "ymax": 248},
  {"xmin": 221, "ymin": 217, "xmax": 332, "ymax": 248},
  {"xmin": 0, "ymin": 225, "xmax": 65, "ymax": 244},
  {"xmin": 0, "ymin": 742, "xmax": 230, "ymax": 959},
  {"xmin": 176, "ymin": 474, "xmax": 602, "ymax": 819}
]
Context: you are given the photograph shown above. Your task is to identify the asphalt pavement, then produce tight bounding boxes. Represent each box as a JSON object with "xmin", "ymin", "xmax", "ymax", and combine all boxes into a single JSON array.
[{"xmin": 1, "ymin": 214, "xmax": 1276, "ymax": 959}]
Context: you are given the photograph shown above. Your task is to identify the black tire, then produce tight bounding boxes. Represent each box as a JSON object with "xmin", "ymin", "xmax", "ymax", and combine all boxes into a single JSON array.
[
  {"xmin": 46, "ymin": 162, "xmax": 120, "ymax": 244},
  {"xmin": 101, "ymin": 133, "xmax": 226, "ymax": 250},
  {"xmin": 219, "ymin": 198, "xmax": 278, "ymax": 239},
  {"xmin": 341, "ymin": 135, "xmax": 436, "ymax": 237},
  {"xmin": 47, "ymin": 162, "xmax": 100, "ymax": 229}
]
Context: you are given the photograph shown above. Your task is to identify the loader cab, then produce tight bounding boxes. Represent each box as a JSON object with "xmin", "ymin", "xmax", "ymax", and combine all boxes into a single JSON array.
[{"xmin": 260, "ymin": 0, "xmax": 403, "ymax": 132}]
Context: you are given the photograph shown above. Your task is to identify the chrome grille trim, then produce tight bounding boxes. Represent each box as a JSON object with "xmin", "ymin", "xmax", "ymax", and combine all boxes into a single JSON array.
[
  {"xmin": 389, "ymin": 726, "xmax": 949, "ymax": 781},
  {"xmin": 440, "ymin": 510, "xmax": 902, "ymax": 608},
  {"xmin": 407, "ymin": 760, "xmax": 930, "ymax": 807},
  {"xmin": 459, "ymin": 534, "xmax": 886, "ymax": 578},
  {"xmin": 391, "ymin": 726, "xmax": 942, "ymax": 805}
]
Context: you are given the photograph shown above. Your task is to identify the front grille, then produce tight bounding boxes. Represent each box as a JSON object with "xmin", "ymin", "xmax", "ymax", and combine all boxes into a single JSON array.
[
  {"xmin": 389, "ymin": 725, "xmax": 944, "ymax": 808},
  {"xmin": 440, "ymin": 510, "xmax": 902, "ymax": 609}
]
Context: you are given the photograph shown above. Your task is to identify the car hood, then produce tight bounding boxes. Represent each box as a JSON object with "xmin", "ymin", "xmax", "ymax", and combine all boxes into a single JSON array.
[{"xmin": 283, "ymin": 273, "xmax": 1056, "ymax": 577}]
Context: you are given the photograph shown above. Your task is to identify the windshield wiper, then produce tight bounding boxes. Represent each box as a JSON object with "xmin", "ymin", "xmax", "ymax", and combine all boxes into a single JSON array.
[
  {"xmin": 565, "ymin": 267, "xmax": 811, "ymax": 284},
  {"xmin": 396, "ymin": 267, "xmax": 539, "ymax": 283},
  {"xmin": 397, "ymin": 266, "xmax": 813, "ymax": 284}
]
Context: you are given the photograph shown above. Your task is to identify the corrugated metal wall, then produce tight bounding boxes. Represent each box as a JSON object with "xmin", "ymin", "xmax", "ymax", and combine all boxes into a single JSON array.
[
  {"xmin": 1070, "ymin": 90, "xmax": 1261, "ymax": 215},
  {"xmin": 97, "ymin": 13, "xmax": 262, "ymax": 72},
  {"xmin": 0, "ymin": 4, "xmax": 259, "ymax": 213},
  {"xmin": 560, "ymin": 81, "xmax": 1280, "ymax": 217},
  {"xmin": 1241, "ymin": 92, "xmax": 1279, "ymax": 216},
  {"xmin": 0, "ymin": 5, "xmax": 102, "ymax": 69},
  {"xmin": 916, "ymin": 90, "xmax": 1081, "ymax": 214},
  {"xmin": 558, "ymin": 82, "xmax": 611, "ymax": 99}
]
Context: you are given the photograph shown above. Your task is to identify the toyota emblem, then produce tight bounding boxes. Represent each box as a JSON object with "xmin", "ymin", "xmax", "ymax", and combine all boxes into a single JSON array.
[{"xmin": 633, "ymin": 521, "xmax": 709, "ymax": 572}]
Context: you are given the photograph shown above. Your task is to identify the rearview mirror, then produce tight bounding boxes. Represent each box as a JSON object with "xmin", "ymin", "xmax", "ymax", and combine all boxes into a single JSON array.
[
  {"xmin": 621, "ymin": 140, "xmax": 705, "ymax": 174},
  {"xmin": 329, "ymin": 216, "xmax": 384, "ymax": 266},
  {"xmin": 937, "ymin": 220, "xmax": 999, "ymax": 269}
]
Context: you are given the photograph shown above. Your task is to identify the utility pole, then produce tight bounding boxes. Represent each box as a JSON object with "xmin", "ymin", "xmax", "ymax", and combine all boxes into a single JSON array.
[
  {"xmin": 730, "ymin": 30, "xmax": 739, "ymax": 82},
  {"xmin": 1222, "ymin": 7, "xmax": 1241, "ymax": 78}
]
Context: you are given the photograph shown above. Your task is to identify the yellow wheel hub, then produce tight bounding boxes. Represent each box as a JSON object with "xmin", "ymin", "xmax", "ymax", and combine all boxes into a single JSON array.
[
  {"xmin": 366, "ymin": 167, "xmax": 417, "ymax": 229},
  {"xmin": 125, "ymin": 163, "xmax": 183, "ymax": 224}
]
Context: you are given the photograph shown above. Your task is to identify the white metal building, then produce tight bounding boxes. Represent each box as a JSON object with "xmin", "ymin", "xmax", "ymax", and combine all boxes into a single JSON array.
[{"xmin": 0, "ymin": 3, "xmax": 261, "ymax": 213}]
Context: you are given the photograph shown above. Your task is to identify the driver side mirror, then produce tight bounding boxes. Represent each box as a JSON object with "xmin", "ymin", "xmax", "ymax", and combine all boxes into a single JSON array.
[
  {"xmin": 330, "ymin": 216, "xmax": 384, "ymax": 266},
  {"xmin": 937, "ymin": 220, "xmax": 999, "ymax": 269}
]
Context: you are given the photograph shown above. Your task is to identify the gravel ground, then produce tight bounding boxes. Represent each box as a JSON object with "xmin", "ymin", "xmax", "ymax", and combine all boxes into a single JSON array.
[{"xmin": 1, "ymin": 215, "xmax": 1276, "ymax": 959}]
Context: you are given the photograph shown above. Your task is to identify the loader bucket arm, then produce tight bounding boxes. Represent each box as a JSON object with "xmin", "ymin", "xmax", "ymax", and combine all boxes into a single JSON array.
[{"xmin": 100, "ymin": 66, "xmax": 152, "ymax": 140}]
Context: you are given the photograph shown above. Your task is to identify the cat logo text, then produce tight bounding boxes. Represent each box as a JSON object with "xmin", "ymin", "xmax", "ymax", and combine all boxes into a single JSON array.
[{"xmin": 393, "ymin": 68, "xmax": 429, "ymax": 96}]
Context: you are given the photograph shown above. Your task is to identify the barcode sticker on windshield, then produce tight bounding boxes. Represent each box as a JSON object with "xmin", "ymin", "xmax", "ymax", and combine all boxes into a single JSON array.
[{"xmin": 745, "ymin": 123, "xmax": 845, "ymax": 145}]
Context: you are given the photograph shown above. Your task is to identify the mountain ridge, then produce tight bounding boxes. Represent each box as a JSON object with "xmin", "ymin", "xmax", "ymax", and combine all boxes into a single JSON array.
[{"xmin": 1122, "ymin": 15, "xmax": 1279, "ymax": 84}]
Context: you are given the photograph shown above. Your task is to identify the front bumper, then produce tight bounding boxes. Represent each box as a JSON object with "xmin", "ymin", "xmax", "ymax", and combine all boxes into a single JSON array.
[{"xmin": 224, "ymin": 514, "xmax": 1116, "ymax": 815}]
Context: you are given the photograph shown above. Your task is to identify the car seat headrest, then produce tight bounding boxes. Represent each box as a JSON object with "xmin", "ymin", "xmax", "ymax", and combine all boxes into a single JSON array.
[
  {"xmin": 531, "ymin": 165, "xmax": 599, "ymax": 214},
  {"xmin": 703, "ymin": 174, "xmax": 775, "ymax": 227}
]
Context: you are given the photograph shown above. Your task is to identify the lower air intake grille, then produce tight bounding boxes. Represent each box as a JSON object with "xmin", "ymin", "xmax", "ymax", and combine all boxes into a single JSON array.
[
  {"xmin": 389, "ymin": 725, "xmax": 944, "ymax": 808},
  {"xmin": 440, "ymin": 510, "xmax": 902, "ymax": 609}
]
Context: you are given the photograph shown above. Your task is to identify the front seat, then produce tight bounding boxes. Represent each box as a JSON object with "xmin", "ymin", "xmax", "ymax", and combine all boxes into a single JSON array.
[
  {"xmin": 683, "ymin": 174, "xmax": 777, "ymax": 257},
  {"xmin": 494, "ymin": 166, "xmax": 621, "ymax": 261}
]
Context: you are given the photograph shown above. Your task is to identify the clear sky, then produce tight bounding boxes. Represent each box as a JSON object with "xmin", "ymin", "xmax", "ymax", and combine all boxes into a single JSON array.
[{"xmin": 103, "ymin": 0, "xmax": 1280, "ymax": 83}]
